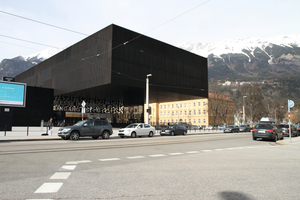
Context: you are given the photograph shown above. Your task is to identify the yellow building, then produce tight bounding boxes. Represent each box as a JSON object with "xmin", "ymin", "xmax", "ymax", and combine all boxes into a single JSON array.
[{"xmin": 145, "ymin": 93, "xmax": 234, "ymax": 127}]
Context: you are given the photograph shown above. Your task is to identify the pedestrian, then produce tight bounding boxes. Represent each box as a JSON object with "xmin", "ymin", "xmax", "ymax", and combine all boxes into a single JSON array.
[
  {"xmin": 60, "ymin": 119, "xmax": 65, "ymax": 127},
  {"xmin": 47, "ymin": 118, "xmax": 53, "ymax": 136}
]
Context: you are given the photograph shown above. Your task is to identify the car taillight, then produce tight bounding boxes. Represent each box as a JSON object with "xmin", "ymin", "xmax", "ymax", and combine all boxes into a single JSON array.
[
  {"xmin": 252, "ymin": 129, "xmax": 257, "ymax": 132},
  {"xmin": 288, "ymin": 128, "xmax": 290, "ymax": 130},
  {"xmin": 267, "ymin": 130, "xmax": 274, "ymax": 133}
]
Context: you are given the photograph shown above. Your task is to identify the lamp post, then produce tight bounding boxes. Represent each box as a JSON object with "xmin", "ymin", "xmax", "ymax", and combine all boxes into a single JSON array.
[
  {"xmin": 243, "ymin": 96, "xmax": 247, "ymax": 124},
  {"xmin": 146, "ymin": 74, "xmax": 152, "ymax": 124}
]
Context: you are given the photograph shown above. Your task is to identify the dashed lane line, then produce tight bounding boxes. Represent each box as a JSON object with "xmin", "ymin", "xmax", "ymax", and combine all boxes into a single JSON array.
[
  {"xmin": 59, "ymin": 165, "xmax": 76, "ymax": 171},
  {"xmin": 65, "ymin": 160, "xmax": 92, "ymax": 164},
  {"xmin": 127, "ymin": 156, "xmax": 146, "ymax": 159},
  {"xmin": 186, "ymin": 151, "xmax": 199, "ymax": 154},
  {"xmin": 50, "ymin": 172, "xmax": 71, "ymax": 179},
  {"xmin": 149, "ymin": 154, "xmax": 166, "ymax": 157},
  {"xmin": 168, "ymin": 152, "xmax": 184, "ymax": 155},
  {"xmin": 99, "ymin": 158, "xmax": 120, "ymax": 161},
  {"xmin": 34, "ymin": 182, "xmax": 63, "ymax": 193}
]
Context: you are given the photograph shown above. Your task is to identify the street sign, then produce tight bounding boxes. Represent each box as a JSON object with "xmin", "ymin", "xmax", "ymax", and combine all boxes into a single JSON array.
[{"xmin": 288, "ymin": 100, "xmax": 294, "ymax": 108}]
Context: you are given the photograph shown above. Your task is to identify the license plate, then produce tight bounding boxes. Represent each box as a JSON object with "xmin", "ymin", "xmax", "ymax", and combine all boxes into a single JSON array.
[{"xmin": 258, "ymin": 130, "xmax": 265, "ymax": 133}]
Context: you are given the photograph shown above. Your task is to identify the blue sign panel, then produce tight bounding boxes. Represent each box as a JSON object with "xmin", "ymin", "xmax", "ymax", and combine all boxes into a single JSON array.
[{"xmin": 0, "ymin": 81, "xmax": 26, "ymax": 107}]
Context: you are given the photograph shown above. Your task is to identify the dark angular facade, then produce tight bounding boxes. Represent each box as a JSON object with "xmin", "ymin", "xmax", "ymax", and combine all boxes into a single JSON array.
[{"xmin": 15, "ymin": 24, "xmax": 207, "ymax": 115}]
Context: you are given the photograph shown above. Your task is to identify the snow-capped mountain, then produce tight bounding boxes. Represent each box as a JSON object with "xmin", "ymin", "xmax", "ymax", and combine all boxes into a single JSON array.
[
  {"xmin": 0, "ymin": 48, "xmax": 63, "ymax": 78},
  {"xmin": 179, "ymin": 34, "xmax": 300, "ymax": 80}
]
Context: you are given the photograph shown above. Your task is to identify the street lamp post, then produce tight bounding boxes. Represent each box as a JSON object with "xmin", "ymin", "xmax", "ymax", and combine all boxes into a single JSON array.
[
  {"xmin": 243, "ymin": 96, "xmax": 247, "ymax": 124},
  {"xmin": 146, "ymin": 74, "xmax": 152, "ymax": 124}
]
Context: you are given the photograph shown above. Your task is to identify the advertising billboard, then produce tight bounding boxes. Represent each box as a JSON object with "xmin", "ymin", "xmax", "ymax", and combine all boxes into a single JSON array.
[{"xmin": 0, "ymin": 81, "xmax": 26, "ymax": 107}]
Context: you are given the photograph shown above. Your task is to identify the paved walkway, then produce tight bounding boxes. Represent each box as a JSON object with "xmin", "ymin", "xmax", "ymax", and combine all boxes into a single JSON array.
[{"xmin": 1, "ymin": 127, "xmax": 299, "ymax": 145}]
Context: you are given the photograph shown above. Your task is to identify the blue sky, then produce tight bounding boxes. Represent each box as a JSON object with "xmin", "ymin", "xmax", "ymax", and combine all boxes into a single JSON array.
[{"xmin": 0, "ymin": 0, "xmax": 299, "ymax": 61}]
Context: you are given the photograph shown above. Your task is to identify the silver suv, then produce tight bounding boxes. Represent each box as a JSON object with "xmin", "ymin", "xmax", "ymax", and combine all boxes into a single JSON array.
[{"xmin": 58, "ymin": 119, "xmax": 113, "ymax": 140}]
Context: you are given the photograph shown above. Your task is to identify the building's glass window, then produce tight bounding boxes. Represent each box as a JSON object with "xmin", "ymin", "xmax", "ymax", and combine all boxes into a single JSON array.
[
  {"xmin": 172, "ymin": 112, "xmax": 174, "ymax": 116},
  {"xmin": 189, "ymin": 111, "xmax": 191, "ymax": 115},
  {"xmin": 172, "ymin": 104, "xmax": 174, "ymax": 108},
  {"xmin": 194, "ymin": 110, "xmax": 196, "ymax": 115},
  {"xmin": 194, "ymin": 102, "xmax": 196, "ymax": 107},
  {"xmin": 203, "ymin": 110, "xmax": 206, "ymax": 115},
  {"xmin": 189, "ymin": 103, "xmax": 191, "ymax": 107},
  {"xmin": 164, "ymin": 112, "xmax": 166, "ymax": 117},
  {"xmin": 184, "ymin": 119, "xmax": 187, "ymax": 122},
  {"xmin": 198, "ymin": 102, "xmax": 200, "ymax": 106},
  {"xmin": 160, "ymin": 105, "xmax": 162, "ymax": 109},
  {"xmin": 193, "ymin": 119, "xmax": 196, "ymax": 124},
  {"xmin": 203, "ymin": 102, "xmax": 206, "ymax": 106},
  {"xmin": 168, "ymin": 105, "xmax": 170, "ymax": 109},
  {"xmin": 164, "ymin": 105, "xmax": 166, "ymax": 109},
  {"xmin": 176, "ymin": 111, "xmax": 178, "ymax": 116},
  {"xmin": 198, "ymin": 119, "xmax": 200, "ymax": 123},
  {"xmin": 198, "ymin": 110, "xmax": 201, "ymax": 115},
  {"xmin": 180, "ymin": 104, "xmax": 182, "ymax": 108},
  {"xmin": 203, "ymin": 119, "xmax": 206, "ymax": 123},
  {"xmin": 180, "ymin": 111, "xmax": 182, "ymax": 116},
  {"xmin": 176, "ymin": 119, "xmax": 178, "ymax": 123},
  {"xmin": 184, "ymin": 111, "xmax": 187, "ymax": 115},
  {"xmin": 160, "ymin": 112, "xmax": 162, "ymax": 117}
]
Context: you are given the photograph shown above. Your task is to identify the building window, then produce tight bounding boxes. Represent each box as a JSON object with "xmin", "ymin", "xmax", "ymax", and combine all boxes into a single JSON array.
[
  {"xmin": 184, "ymin": 119, "xmax": 187, "ymax": 122},
  {"xmin": 194, "ymin": 110, "xmax": 196, "ymax": 115},
  {"xmin": 160, "ymin": 105, "xmax": 162, "ymax": 109},
  {"xmin": 168, "ymin": 105, "xmax": 170, "ymax": 109},
  {"xmin": 198, "ymin": 119, "xmax": 200, "ymax": 123},
  {"xmin": 203, "ymin": 119, "xmax": 206, "ymax": 123},
  {"xmin": 164, "ymin": 105, "xmax": 166, "ymax": 109},
  {"xmin": 160, "ymin": 112, "xmax": 162, "ymax": 117},
  {"xmin": 172, "ymin": 112, "xmax": 174, "ymax": 116},
  {"xmin": 164, "ymin": 112, "xmax": 166, "ymax": 117},
  {"xmin": 172, "ymin": 104, "xmax": 174, "ymax": 108},
  {"xmin": 184, "ymin": 111, "xmax": 187, "ymax": 115},
  {"xmin": 168, "ymin": 112, "xmax": 170, "ymax": 117},
  {"xmin": 198, "ymin": 110, "xmax": 201, "ymax": 115},
  {"xmin": 203, "ymin": 110, "xmax": 206, "ymax": 115},
  {"xmin": 184, "ymin": 103, "xmax": 186, "ymax": 107},
  {"xmin": 193, "ymin": 119, "xmax": 196, "ymax": 124},
  {"xmin": 189, "ymin": 103, "xmax": 191, "ymax": 107},
  {"xmin": 180, "ymin": 111, "xmax": 182, "ymax": 116},
  {"xmin": 203, "ymin": 102, "xmax": 206, "ymax": 106},
  {"xmin": 189, "ymin": 111, "xmax": 191, "ymax": 115},
  {"xmin": 176, "ymin": 111, "xmax": 178, "ymax": 116},
  {"xmin": 198, "ymin": 102, "xmax": 200, "ymax": 106},
  {"xmin": 194, "ymin": 102, "xmax": 196, "ymax": 107},
  {"xmin": 176, "ymin": 119, "xmax": 178, "ymax": 123}
]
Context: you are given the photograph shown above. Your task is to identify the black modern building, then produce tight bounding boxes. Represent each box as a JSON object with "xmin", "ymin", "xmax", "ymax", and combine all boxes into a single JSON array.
[{"xmin": 14, "ymin": 24, "xmax": 208, "ymax": 125}]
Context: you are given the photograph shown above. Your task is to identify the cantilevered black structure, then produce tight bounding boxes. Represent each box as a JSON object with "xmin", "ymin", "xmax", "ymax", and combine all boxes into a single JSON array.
[{"xmin": 15, "ymin": 24, "xmax": 207, "ymax": 124}]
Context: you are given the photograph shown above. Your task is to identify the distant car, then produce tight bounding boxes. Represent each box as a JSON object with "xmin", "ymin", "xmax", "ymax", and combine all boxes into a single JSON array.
[
  {"xmin": 252, "ymin": 123, "xmax": 284, "ymax": 141},
  {"xmin": 160, "ymin": 125, "xmax": 187, "ymax": 136},
  {"xmin": 224, "ymin": 125, "xmax": 239, "ymax": 133},
  {"xmin": 293, "ymin": 124, "xmax": 300, "ymax": 135},
  {"xmin": 218, "ymin": 125, "xmax": 225, "ymax": 130},
  {"xmin": 58, "ymin": 119, "xmax": 113, "ymax": 140},
  {"xmin": 206, "ymin": 126, "xmax": 214, "ymax": 130},
  {"xmin": 191, "ymin": 125, "xmax": 198, "ymax": 130},
  {"xmin": 118, "ymin": 123, "xmax": 155, "ymax": 138},
  {"xmin": 239, "ymin": 124, "xmax": 251, "ymax": 132},
  {"xmin": 277, "ymin": 124, "xmax": 298, "ymax": 137}
]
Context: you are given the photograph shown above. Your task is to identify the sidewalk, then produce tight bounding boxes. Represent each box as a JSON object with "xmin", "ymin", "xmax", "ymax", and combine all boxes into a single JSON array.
[
  {"xmin": 0, "ymin": 126, "xmax": 223, "ymax": 142},
  {"xmin": 1, "ymin": 127, "xmax": 299, "ymax": 145}
]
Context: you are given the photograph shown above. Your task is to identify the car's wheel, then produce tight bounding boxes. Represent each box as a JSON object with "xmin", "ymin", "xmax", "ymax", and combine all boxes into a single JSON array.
[
  {"xmin": 61, "ymin": 136, "xmax": 69, "ymax": 140},
  {"xmin": 171, "ymin": 131, "xmax": 175, "ymax": 136},
  {"xmin": 102, "ymin": 131, "xmax": 110, "ymax": 139},
  {"xmin": 92, "ymin": 136, "xmax": 99, "ymax": 139},
  {"xmin": 252, "ymin": 135, "xmax": 256, "ymax": 140},
  {"xmin": 120, "ymin": 136, "xmax": 124, "ymax": 138},
  {"xmin": 131, "ymin": 132, "xmax": 137, "ymax": 138},
  {"xmin": 70, "ymin": 131, "xmax": 80, "ymax": 140},
  {"xmin": 281, "ymin": 134, "xmax": 284, "ymax": 140},
  {"xmin": 273, "ymin": 134, "xmax": 278, "ymax": 142},
  {"xmin": 183, "ymin": 131, "xmax": 187, "ymax": 135},
  {"xmin": 149, "ymin": 131, "xmax": 154, "ymax": 137}
]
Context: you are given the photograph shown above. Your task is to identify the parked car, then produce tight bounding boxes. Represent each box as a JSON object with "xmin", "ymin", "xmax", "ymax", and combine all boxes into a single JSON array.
[
  {"xmin": 58, "ymin": 119, "xmax": 113, "ymax": 140},
  {"xmin": 239, "ymin": 124, "xmax": 251, "ymax": 132},
  {"xmin": 293, "ymin": 124, "xmax": 300, "ymax": 134},
  {"xmin": 277, "ymin": 124, "xmax": 298, "ymax": 137},
  {"xmin": 118, "ymin": 123, "xmax": 155, "ymax": 138},
  {"xmin": 160, "ymin": 125, "xmax": 187, "ymax": 136},
  {"xmin": 191, "ymin": 125, "xmax": 198, "ymax": 130},
  {"xmin": 206, "ymin": 125, "xmax": 214, "ymax": 130},
  {"xmin": 218, "ymin": 125, "xmax": 225, "ymax": 130},
  {"xmin": 252, "ymin": 123, "xmax": 284, "ymax": 141},
  {"xmin": 224, "ymin": 125, "xmax": 239, "ymax": 133}
]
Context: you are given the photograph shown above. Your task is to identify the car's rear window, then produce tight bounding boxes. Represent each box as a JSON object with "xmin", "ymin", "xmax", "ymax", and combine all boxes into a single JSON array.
[{"xmin": 255, "ymin": 124, "xmax": 272, "ymax": 129}]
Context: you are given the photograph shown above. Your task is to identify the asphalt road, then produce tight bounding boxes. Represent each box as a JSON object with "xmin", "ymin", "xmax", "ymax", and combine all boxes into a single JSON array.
[{"xmin": 1, "ymin": 133, "xmax": 299, "ymax": 200}]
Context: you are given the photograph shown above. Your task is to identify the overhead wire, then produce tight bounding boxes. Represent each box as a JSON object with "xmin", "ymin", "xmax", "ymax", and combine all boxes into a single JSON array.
[{"xmin": 0, "ymin": 1, "xmax": 211, "ymax": 92}]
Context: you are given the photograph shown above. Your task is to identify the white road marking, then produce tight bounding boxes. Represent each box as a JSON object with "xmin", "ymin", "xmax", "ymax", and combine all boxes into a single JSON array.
[
  {"xmin": 186, "ymin": 151, "xmax": 199, "ymax": 154},
  {"xmin": 50, "ymin": 172, "xmax": 71, "ymax": 179},
  {"xmin": 59, "ymin": 165, "xmax": 76, "ymax": 171},
  {"xmin": 149, "ymin": 154, "xmax": 166, "ymax": 157},
  {"xmin": 66, "ymin": 160, "xmax": 92, "ymax": 164},
  {"xmin": 168, "ymin": 152, "xmax": 184, "ymax": 156},
  {"xmin": 34, "ymin": 182, "xmax": 63, "ymax": 193},
  {"xmin": 215, "ymin": 149, "xmax": 225, "ymax": 151},
  {"xmin": 99, "ymin": 158, "xmax": 120, "ymax": 161},
  {"xmin": 127, "ymin": 156, "xmax": 145, "ymax": 159},
  {"xmin": 201, "ymin": 150, "xmax": 213, "ymax": 152}
]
